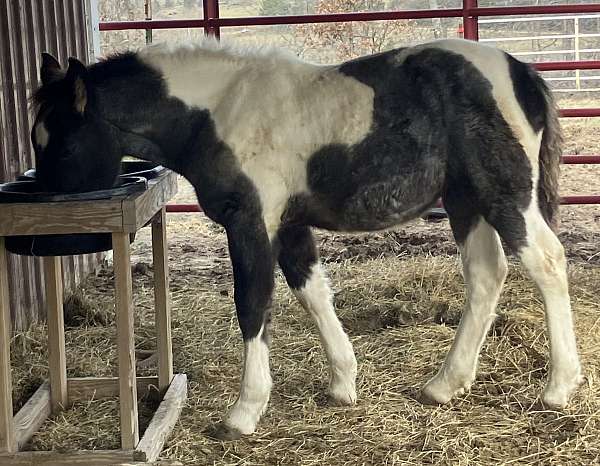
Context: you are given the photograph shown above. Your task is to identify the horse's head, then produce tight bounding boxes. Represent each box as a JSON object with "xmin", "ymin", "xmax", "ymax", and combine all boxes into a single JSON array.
[{"xmin": 31, "ymin": 54, "xmax": 122, "ymax": 193}]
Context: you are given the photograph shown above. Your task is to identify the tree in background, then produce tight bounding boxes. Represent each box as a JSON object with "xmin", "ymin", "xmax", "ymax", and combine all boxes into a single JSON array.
[
  {"xmin": 99, "ymin": 0, "xmax": 145, "ymax": 54},
  {"xmin": 297, "ymin": 0, "xmax": 421, "ymax": 61}
]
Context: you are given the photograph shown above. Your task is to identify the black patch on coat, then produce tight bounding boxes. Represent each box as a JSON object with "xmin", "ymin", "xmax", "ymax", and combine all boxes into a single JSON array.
[
  {"xmin": 291, "ymin": 46, "xmax": 535, "ymax": 251},
  {"xmin": 277, "ymin": 226, "xmax": 318, "ymax": 290}
]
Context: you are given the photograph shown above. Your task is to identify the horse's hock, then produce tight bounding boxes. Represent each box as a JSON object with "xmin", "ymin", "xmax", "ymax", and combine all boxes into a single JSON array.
[{"xmin": 0, "ymin": 170, "xmax": 187, "ymax": 465}]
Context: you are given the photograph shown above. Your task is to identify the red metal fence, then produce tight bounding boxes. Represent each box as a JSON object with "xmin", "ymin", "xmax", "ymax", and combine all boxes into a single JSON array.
[{"xmin": 98, "ymin": 1, "xmax": 600, "ymax": 208}]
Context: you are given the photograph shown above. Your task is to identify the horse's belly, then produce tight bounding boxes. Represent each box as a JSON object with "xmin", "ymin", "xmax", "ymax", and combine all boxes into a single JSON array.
[
  {"xmin": 338, "ymin": 177, "xmax": 443, "ymax": 230},
  {"xmin": 284, "ymin": 163, "xmax": 445, "ymax": 232},
  {"xmin": 297, "ymin": 134, "xmax": 447, "ymax": 231}
]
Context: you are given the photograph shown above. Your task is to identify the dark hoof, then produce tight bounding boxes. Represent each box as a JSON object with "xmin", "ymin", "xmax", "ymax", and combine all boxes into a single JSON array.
[{"xmin": 206, "ymin": 422, "xmax": 244, "ymax": 441}]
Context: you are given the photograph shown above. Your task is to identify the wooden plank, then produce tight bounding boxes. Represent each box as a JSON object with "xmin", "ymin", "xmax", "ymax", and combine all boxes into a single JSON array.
[
  {"xmin": 43, "ymin": 257, "xmax": 67, "ymax": 413},
  {"xmin": 0, "ymin": 173, "xmax": 178, "ymax": 236},
  {"xmin": 0, "ymin": 201, "xmax": 124, "ymax": 236},
  {"xmin": 112, "ymin": 233, "xmax": 139, "ymax": 450},
  {"xmin": 134, "ymin": 374, "xmax": 187, "ymax": 463},
  {"xmin": 14, "ymin": 382, "xmax": 51, "ymax": 450},
  {"xmin": 67, "ymin": 377, "xmax": 158, "ymax": 404},
  {"xmin": 151, "ymin": 209, "xmax": 173, "ymax": 391},
  {"xmin": 0, "ymin": 238, "xmax": 16, "ymax": 453},
  {"xmin": 0, "ymin": 449, "xmax": 134, "ymax": 465},
  {"xmin": 122, "ymin": 172, "xmax": 178, "ymax": 232}
]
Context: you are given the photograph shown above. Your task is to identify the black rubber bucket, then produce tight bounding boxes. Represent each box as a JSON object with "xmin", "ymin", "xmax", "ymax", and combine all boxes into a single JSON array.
[
  {"xmin": 0, "ymin": 177, "xmax": 147, "ymax": 256},
  {"xmin": 17, "ymin": 160, "xmax": 166, "ymax": 182},
  {"xmin": 120, "ymin": 160, "xmax": 167, "ymax": 179}
]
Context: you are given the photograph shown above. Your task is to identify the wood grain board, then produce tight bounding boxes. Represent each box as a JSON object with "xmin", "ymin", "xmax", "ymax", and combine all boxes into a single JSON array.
[{"xmin": 0, "ymin": 172, "xmax": 178, "ymax": 236}]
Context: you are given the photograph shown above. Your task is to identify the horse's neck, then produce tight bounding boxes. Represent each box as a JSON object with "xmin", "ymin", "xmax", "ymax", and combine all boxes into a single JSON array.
[
  {"xmin": 90, "ymin": 49, "xmax": 237, "ymax": 174},
  {"xmin": 91, "ymin": 45, "xmax": 309, "ymax": 177},
  {"xmin": 141, "ymin": 48, "xmax": 243, "ymax": 111}
]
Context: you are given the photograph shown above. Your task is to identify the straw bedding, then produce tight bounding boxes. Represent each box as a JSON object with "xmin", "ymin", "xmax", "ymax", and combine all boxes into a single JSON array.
[{"xmin": 10, "ymin": 210, "xmax": 600, "ymax": 465}]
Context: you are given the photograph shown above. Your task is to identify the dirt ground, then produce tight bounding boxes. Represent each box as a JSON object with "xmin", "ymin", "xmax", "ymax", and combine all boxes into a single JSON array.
[{"xmin": 10, "ymin": 110, "xmax": 600, "ymax": 465}]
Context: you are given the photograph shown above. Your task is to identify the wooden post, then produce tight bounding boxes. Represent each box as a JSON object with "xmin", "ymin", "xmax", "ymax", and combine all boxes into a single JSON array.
[
  {"xmin": 43, "ymin": 257, "xmax": 67, "ymax": 413},
  {"xmin": 0, "ymin": 238, "xmax": 16, "ymax": 453},
  {"xmin": 112, "ymin": 233, "xmax": 139, "ymax": 449},
  {"xmin": 151, "ymin": 208, "xmax": 173, "ymax": 392}
]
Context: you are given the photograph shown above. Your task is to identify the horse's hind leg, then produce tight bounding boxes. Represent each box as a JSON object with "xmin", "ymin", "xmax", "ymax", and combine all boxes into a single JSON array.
[
  {"xmin": 510, "ymin": 204, "xmax": 583, "ymax": 407},
  {"xmin": 422, "ymin": 215, "xmax": 508, "ymax": 404},
  {"xmin": 278, "ymin": 226, "xmax": 357, "ymax": 404}
]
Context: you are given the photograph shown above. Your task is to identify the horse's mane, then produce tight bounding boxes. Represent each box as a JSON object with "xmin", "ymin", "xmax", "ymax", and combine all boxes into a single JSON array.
[
  {"xmin": 31, "ymin": 40, "xmax": 302, "ymax": 110},
  {"xmin": 139, "ymin": 37, "xmax": 303, "ymax": 68}
]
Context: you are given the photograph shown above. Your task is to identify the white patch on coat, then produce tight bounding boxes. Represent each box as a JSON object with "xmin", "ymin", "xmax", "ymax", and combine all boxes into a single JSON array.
[
  {"xmin": 293, "ymin": 263, "xmax": 357, "ymax": 404},
  {"xmin": 422, "ymin": 218, "xmax": 507, "ymax": 404},
  {"xmin": 518, "ymin": 201, "xmax": 583, "ymax": 408},
  {"xmin": 224, "ymin": 329, "xmax": 272, "ymax": 435},
  {"xmin": 139, "ymin": 39, "xmax": 375, "ymax": 237},
  {"xmin": 34, "ymin": 120, "xmax": 50, "ymax": 150}
]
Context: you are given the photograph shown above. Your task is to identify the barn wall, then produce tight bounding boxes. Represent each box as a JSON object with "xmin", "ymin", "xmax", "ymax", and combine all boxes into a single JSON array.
[{"xmin": 0, "ymin": 1, "xmax": 102, "ymax": 330}]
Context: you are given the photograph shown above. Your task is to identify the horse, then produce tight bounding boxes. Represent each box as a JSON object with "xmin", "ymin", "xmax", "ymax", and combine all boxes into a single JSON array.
[{"xmin": 31, "ymin": 38, "xmax": 583, "ymax": 439}]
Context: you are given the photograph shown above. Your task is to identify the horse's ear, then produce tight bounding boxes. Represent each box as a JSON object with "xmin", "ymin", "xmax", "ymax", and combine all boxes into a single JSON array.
[
  {"xmin": 66, "ymin": 57, "xmax": 87, "ymax": 79},
  {"xmin": 66, "ymin": 57, "xmax": 88, "ymax": 114},
  {"xmin": 40, "ymin": 53, "xmax": 62, "ymax": 85}
]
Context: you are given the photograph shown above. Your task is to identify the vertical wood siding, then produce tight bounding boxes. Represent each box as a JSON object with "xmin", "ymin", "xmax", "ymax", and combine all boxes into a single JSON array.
[{"xmin": 0, "ymin": 1, "xmax": 101, "ymax": 330}]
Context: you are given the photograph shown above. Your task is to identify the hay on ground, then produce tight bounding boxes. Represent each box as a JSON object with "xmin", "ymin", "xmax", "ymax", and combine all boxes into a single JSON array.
[{"xmin": 10, "ymin": 214, "xmax": 600, "ymax": 465}]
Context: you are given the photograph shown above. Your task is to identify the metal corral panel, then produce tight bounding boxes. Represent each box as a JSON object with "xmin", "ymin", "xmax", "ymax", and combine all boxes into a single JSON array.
[{"xmin": 0, "ymin": 0, "xmax": 101, "ymax": 330}]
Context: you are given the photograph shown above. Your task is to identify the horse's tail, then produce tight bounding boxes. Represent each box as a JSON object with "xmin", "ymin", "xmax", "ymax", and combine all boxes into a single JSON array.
[{"xmin": 537, "ymin": 79, "xmax": 563, "ymax": 231}]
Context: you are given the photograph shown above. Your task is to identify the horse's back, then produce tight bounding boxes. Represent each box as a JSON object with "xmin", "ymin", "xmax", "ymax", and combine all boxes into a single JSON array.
[{"xmin": 285, "ymin": 39, "xmax": 548, "ymax": 233}]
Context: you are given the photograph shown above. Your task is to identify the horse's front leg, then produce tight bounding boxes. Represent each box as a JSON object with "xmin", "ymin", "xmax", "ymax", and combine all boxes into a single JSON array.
[{"xmin": 213, "ymin": 215, "xmax": 275, "ymax": 440}]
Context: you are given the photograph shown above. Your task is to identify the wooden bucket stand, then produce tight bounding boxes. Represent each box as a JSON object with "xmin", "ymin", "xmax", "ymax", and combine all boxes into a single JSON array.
[{"xmin": 0, "ymin": 171, "xmax": 187, "ymax": 465}]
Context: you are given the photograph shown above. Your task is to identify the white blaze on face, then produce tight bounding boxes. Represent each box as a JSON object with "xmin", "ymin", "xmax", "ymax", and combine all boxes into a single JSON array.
[{"xmin": 34, "ymin": 120, "xmax": 50, "ymax": 150}]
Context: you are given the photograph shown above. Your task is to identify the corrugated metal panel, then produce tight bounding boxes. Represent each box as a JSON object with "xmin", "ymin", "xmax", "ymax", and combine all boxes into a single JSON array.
[{"xmin": 0, "ymin": 0, "xmax": 101, "ymax": 330}]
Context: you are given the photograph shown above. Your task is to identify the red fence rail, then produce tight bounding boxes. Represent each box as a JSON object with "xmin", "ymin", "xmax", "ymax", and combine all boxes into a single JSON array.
[{"xmin": 99, "ymin": 1, "xmax": 600, "ymax": 209}]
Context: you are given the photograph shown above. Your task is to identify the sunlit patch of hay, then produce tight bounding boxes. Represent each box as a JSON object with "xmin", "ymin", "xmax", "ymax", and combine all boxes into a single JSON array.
[{"xmin": 10, "ymin": 215, "xmax": 600, "ymax": 465}]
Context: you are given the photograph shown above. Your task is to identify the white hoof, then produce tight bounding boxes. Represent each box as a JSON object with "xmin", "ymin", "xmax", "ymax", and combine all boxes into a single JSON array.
[
  {"xmin": 328, "ymin": 357, "xmax": 357, "ymax": 405},
  {"xmin": 542, "ymin": 369, "xmax": 584, "ymax": 409},
  {"xmin": 329, "ymin": 378, "xmax": 357, "ymax": 405},
  {"xmin": 421, "ymin": 371, "xmax": 472, "ymax": 405}
]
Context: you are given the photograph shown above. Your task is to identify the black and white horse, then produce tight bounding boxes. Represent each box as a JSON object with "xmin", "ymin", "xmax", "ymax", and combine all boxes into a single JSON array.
[{"xmin": 31, "ymin": 38, "xmax": 583, "ymax": 439}]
